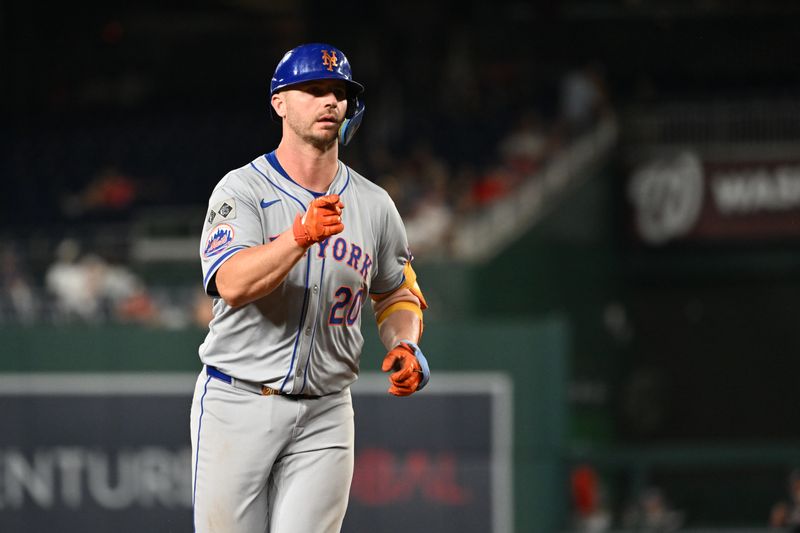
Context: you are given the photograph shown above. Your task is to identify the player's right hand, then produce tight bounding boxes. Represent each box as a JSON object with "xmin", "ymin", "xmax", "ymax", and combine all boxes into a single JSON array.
[{"xmin": 293, "ymin": 194, "xmax": 344, "ymax": 247}]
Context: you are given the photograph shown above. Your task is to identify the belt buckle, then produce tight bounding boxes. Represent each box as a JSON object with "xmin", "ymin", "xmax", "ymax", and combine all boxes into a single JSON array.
[{"xmin": 261, "ymin": 385, "xmax": 278, "ymax": 396}]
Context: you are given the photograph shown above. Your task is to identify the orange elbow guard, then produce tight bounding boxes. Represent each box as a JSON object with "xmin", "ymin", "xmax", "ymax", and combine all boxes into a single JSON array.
[
  {"xmin": 376, "ymin": 301, "xmax": 423, "ymax": 328},
  {"xmin": 402, "ymin": 262, "xmax": 428, "ymax": 310}
]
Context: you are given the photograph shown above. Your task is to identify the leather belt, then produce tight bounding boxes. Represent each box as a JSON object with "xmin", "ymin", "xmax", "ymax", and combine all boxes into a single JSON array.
[{"xmin": 206, "ymin": 366, "xmax": 318, "ymax": 399}]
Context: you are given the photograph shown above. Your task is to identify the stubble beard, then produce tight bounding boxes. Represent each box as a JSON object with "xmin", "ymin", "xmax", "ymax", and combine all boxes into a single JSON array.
[{"xmin": 287, "ymin": 114, "xmax": 339, "ymax": 151}]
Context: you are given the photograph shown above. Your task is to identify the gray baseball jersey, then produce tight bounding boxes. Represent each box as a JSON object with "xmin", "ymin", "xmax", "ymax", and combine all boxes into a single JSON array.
[{"xmin": 198, "ymin": 151, "xmax": 410, "ymax": 396}]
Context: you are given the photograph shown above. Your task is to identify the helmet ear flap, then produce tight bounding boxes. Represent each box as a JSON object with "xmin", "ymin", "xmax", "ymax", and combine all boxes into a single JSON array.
[
  {"xmin": 345, "ymin": 97, "xmax": 357, "ymax": 119},
  {"xmin": 339, "ymin": 99, "xmax": 365, "ymax": 146}
]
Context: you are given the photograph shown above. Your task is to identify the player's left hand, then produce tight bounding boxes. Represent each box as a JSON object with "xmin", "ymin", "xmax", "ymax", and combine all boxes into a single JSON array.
[{"xmin": 381, "ymin": 340, "xmax": 430, "ymax": 396}]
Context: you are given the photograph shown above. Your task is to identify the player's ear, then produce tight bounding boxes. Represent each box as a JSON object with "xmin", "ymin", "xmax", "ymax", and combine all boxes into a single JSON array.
[{"xmin": 271, "ymin": 93, "xmax": 286, "ymax": 119}]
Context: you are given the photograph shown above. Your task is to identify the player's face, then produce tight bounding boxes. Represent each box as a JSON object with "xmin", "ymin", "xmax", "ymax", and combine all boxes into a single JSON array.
[{"xmin": 281, "ymin": 80, "xmax": 348, "ymax": 150}]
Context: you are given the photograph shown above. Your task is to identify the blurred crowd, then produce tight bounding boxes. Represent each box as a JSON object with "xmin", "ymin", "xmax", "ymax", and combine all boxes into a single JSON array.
[
  {"xmin": 1, "ymin": 238, "xmax": 211, "ymax": 329},
  {"xmin": 366, "ymin": 61, "xmax": 612, "ymax": 258},
  {"xmin": 568, "ymin": 464, "xmax": 800, "ymax": 533},
  {"xmin": 2, "ymin": 59, "xmax": 612, "ymax": 327},
  {"xmin": 569, "ymin": 465, "xmax": 684, "ymax": 533},
  {"xmin": 771, "ymin": 470, "xmax": 800, "ymax": 532}
]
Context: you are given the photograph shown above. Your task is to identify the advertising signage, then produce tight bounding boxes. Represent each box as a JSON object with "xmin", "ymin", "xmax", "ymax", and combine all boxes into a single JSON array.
[
  {"xmin": 0, "ymin": 372, "xmax": 512, "ymax": 533},
  {"xmin": 627, "ymin": 150, "xmax": 800, "ymax": 245}
]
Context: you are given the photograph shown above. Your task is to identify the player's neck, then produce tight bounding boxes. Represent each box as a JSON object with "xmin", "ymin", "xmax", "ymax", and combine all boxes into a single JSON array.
[{"xmin": 275, "ymin": 137, "xmax": 339, "ymax": 193}]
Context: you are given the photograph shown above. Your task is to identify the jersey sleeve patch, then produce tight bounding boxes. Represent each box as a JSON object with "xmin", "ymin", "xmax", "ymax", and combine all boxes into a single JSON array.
[
  {"xmin": 203, "ymin": 223, "xmax": 235, "ymax": 259},
  {"xmin": 209, "ymin": 197, "xmax": 237, "ymax": 222}
]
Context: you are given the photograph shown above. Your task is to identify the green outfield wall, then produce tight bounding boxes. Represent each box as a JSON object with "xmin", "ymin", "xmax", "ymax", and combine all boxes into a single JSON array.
[{"xmin": 0, "ymin": 317, "xmax": 571, "ymax": 533}]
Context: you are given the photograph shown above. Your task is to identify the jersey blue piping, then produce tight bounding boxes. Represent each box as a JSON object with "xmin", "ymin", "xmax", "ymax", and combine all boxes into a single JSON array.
[
  {"xmin": 192, "ymin": 373, "xmax": 212, "ymax": 532},
  {"xmin": 299, "ymin": 166, "xmax": 349, "ymax": 393},
  {"xmin": 262, "ymin": 151, "xmax": 351, "ymax": 200},
  {"xmin": 300, "ymin": 255, "xmax": 326, "ymax": 393},
  {"xmin": 203, "ymin": 246, "xmax": 247, "ymax": 290},
  {"xmin": 253, "ymin": 153, "xmax": 350, "ymax": 393},
  {"xmin": 280, "ymin": 252, "xmax": 312, "ymax": 393},
  {"xmin": 368, "ymin": 273, "xmax": 406, "ymax": 295},
  {"xmin": 265, "ymin": 151, "xmax": 329, "ymax": 199},
  {"xmin": 336, "ymin": 165, "xmax": 351, "ymax": 196},
  {"xmin": 250, "ymin": 159, "xmax": 306, "ymax": 210},
  {"xmin": 252, "ymin": 155, "xmax": 314, "ymax": 393}
]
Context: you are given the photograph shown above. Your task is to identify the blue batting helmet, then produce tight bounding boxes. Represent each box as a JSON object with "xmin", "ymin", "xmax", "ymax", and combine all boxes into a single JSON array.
[
  {"xmin": 269, "ymin": 43, "xmax": 365, "ymax": 145},
  {"xmin": 270, "ymin": 43, "xmax": 364, "ymax": 117}
]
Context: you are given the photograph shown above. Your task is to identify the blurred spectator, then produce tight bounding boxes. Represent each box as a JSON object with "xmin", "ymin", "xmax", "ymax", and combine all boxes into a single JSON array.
[
  {"xmin": 570, "ymin": 464, "xmax": 612, "ymax": 533},
  {"xmin": 498, "ymin": 108, "xmax": 552, "ymax": 178},
  {"xmin": 45, "ymin": 239, "xmax": 101, "ymax": 322},
  {"xmin": 622, "ymin": 486, "xmax": 684, "ymax": 532},
  {"xmin": 61, "ymin": 166, "xmax": 138, "ymax": 218},
  {"xmin": 404, "ymin": 171, "xmax": 454, "ymax": 257},
  {"xmin": 470, "ymin": 163, "xmax": 519, "ymax": 206},
  {"xmin": 111, "ymin": 274, "xmax": 157, "ymax": 324},
  {"xmin": 84, "ymin": 253, "xmax": 157, "ymax": 324},
  {"xmin": 45, "ymin": 238, "xmax": 155, "ymax": 324},
  {"xmin": 192, "ymin": 287, "xmax": 214, "ymax": 329},
  {"xmin": 450, "ymin": 163, "xmax": 481, "ymax": 215},
  {"xmin": 0, "ymin": 246, "xmax": 38, "ymax": 323},
  {"xmin": 558, "ymin": 62, "xmax": 611, "ymax": 139},
  {"xmin": 770, "ymin": 469, "xmax": 800, "ymax": 531}
]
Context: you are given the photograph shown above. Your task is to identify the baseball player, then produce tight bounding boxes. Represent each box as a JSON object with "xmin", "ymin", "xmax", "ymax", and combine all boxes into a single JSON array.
[{"xmin": 189, "ymin": 42, "xmax": 431, "ymax": 533}]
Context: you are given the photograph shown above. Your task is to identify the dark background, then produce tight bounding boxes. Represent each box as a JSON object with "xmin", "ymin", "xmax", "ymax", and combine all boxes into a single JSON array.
[{"xmin": 3, "ymin": 1, "xmax": 800, "ymax": 529}]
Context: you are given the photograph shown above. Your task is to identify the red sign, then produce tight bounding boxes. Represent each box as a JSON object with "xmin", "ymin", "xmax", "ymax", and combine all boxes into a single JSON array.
[{"xmin": 351, "ymin": 449, "xmax": 472, "ymax": 506}]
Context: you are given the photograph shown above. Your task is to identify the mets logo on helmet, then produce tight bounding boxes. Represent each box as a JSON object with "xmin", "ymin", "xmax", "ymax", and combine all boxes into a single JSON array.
[{"xmin": 322, "ymin": 50, "xmax": 338, "ymax": 71}]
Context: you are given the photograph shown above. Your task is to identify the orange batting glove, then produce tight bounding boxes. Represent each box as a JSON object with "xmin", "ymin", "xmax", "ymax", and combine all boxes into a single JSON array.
[
  {"xmin": 293, "ymin": 194, "xmax": 344, "ymax": 248},
  {"xmin": 381, "ymin": 340, "xmax": 430, "ymax": 397}
]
